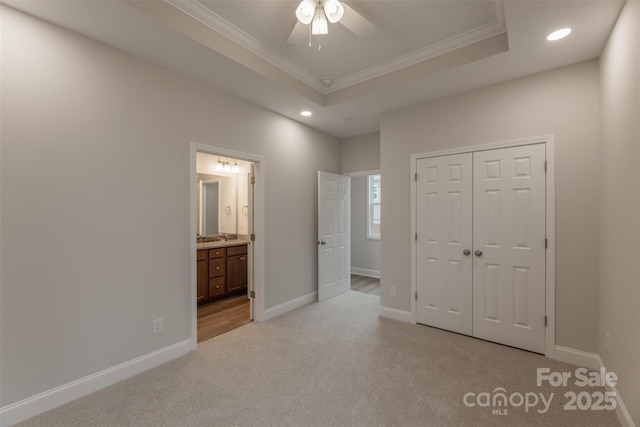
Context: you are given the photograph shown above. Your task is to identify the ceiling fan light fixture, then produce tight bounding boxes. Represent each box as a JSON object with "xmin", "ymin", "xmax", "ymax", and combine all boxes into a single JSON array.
[
  {"xmin": 323, "ymin": 0, "xmax": 344, "ymax": 24},
  {"xmin": 311, "ymin": 7, "xmax": 328, "ymax": 35},
  {"xmin": 296, "ymin": 0, "xmax": 316, "ymax": 25}
]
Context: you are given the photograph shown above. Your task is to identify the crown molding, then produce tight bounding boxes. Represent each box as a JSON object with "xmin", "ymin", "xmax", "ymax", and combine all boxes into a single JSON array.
[
  {"xmin": 165, "ymin": 0, "xmax": 325, "ymax": 92},
  {"xmin": 165, "ymin": 0, "xmax": 506, "ymax": 96},
  {"xmin": 328, "ymin": 1, "xmax": 506, "ymax": 92}
]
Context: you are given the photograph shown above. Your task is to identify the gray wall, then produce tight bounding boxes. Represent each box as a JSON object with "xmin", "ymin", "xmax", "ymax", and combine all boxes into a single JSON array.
[
  {"xmin": 341, "ymin": 132, "xmax": 380, "ymax": 174},
  {"xmin": 380, "ymin": 60, "xmax": 601, "ymax": 354},
  {"xmin": 350, "ymin": 175, "xmax": 381, "ymax": 276},
  {"xmin": 598, "ymin": 1, "xmax": 640, "ymax": 423},
  {"xmin": 0, "ymin": 6, "xmax": 340, "ymax": 406}
]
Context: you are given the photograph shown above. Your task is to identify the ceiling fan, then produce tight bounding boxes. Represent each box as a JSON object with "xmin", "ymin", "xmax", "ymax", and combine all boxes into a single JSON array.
[{"xmin": 287, "ymin": 0, "xmax": 374, "ymax": 48}]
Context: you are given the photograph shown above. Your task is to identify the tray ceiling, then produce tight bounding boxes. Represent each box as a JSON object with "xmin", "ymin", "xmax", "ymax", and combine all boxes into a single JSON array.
[{"xmin": 3, "ymin": 0, "xmax": 625, "ymax": 138}]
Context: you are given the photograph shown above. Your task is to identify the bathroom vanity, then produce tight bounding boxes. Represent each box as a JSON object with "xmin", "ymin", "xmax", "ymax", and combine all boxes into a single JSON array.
[{"xmin": 196, "ymin": 241, "xmax": 248, "ymax": 304}]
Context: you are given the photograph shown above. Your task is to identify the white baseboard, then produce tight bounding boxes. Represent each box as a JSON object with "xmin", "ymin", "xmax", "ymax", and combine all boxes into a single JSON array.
[
  {"xmin": 594, "ymin": 355, "xmax": 636, "ymax": 427},
  {"xmin": 378, "ymin": 305, "xmax": 412, "ymax": 323},
  {"xmin": 351, "ymin": 268, "xmax": 380, "ymax": 278},
  {"xmin": 553, "ymin": 345, "xmax": 601, "ymax": 369},
  {"xmin": 553, "ymin": 346, "xmax": 635, "ymax": 427},
  {"xmin": 262, "ymin": 291, "xmax": 317, "ymax": 322},
  {"xmin": 0, "ymin": 339, "xmax": 192, "ymax": 427}
]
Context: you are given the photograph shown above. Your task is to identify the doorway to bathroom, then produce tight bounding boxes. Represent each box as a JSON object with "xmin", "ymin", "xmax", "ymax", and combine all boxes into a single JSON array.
[{"xmin": 189, "ymin": 143, "xmax": 265, "ymax": 347}]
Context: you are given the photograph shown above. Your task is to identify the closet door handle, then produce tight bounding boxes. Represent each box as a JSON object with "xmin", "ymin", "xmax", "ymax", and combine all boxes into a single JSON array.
[
  {"xmin": 463, "ymin": 249, "xmax": 471, "ymax": 256},
  {"xmin": 475, "ymin": 250, "xmax": 483, "ymax": 257}
]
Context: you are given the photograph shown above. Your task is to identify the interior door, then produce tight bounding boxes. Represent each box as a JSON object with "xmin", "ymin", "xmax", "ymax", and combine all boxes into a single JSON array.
[
  {"xmin": 318, "ymin": 171, "xmax": 351, "ymax": 301},
  {"xmin": 472, "ymin": 144, "xmax": 546, "ymax": 353},
  {"xmin": 247, "ymin": 164, "xmax": 255, "ymax": 320},
  {"xmin": 416, "ymin": 154, "xmax": 473, "ymax": 335}
]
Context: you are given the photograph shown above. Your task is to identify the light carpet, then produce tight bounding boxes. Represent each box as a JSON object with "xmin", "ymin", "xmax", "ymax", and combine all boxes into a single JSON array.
[{"xmin": 17, "ymin": 291, "xmax": 620, "ymax": 426}]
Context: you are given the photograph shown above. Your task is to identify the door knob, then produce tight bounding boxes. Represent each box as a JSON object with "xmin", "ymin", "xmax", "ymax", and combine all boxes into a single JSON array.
[
  {"xmin": 463, "ymin": 249, "xmax": 471, "ymax": 256},
  {"xmin": 318, "ymin": 241, "xmax": 327, "ymax": 245},
  {"xmin": 475, "ymin": 250, "xmax": 483, "ymax": 257}
]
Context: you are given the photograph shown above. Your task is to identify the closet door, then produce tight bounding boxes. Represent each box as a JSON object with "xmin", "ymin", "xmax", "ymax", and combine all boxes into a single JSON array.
[
  {"xmin": 416, "ymin": 154, "xmax": 473, "ymax": 335},
  {"xmin": 472, "ymin": 144, "xmax": 546, "ymax": 353}
]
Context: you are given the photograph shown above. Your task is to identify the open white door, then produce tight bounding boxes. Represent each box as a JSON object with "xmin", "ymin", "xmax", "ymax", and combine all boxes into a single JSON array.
[
  {"xmin": 247, "ymin": 164, "xmax": 255, "ymax": 320},
  {"xmin": 318, "ymin": 171, "xmax": 351, "ymax": 301}
]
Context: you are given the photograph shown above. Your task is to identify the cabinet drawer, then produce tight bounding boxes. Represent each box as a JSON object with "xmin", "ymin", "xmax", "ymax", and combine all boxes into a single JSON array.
[
  {"xmin": 208, "ymin": 258, "xmax": 226, "ymax": 278},
  {"xmin": 197, "ymin": 250, "xmax": 207, "ymax": 261},
  {"xmin": 227, "ymin": 244, "xmax": 247, "ymax": 256},
  {"xmin": 208, "ymin": 277, "xmax": 225, "ymax": 297},
  {"xmin": 209, "ymin": 248, "xmax": 226, "ymax": 259}
]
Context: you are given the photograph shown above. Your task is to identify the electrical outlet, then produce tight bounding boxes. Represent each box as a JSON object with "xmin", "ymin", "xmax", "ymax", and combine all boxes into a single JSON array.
[
  {"xmin": 605, "ymin": 332, "xmax": 610, "ymax": 353},
  {"xmin": 389, "ymin": 286, "xmax": 396, "ymax": 297},
  {"xmin": 153, "ymin": 318, "xmax": 164, "ymax": 334}
]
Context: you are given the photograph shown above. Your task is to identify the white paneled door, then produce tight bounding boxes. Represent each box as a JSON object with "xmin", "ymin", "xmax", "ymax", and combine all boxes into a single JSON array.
[
  {"xmin": 318, "ymin": 172, "xmax": 351, "ymax": 301},
  {"xmin": 416, "ymin": 154, "xmax": 473, "ymax": 335},
  {"xmin": 472, "ymin": 144, "xmax": 546, "ymax": 353},
  {"xmin": 416, "ymin": 143, "xmax": 547, "ymax": 353}
]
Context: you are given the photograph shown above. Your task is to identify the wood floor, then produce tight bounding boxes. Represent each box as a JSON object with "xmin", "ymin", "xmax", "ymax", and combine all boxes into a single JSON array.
[
  {"xmin": 351, "ymin": 274, "xmax": 380, "ymax": 295},
  {"xmin": 198, "ymin": 274, "xmax": 378, "ymax": 343},
  {"xmin": 197, "ymin": 294, "xmax": 251, "ymax": 343}
]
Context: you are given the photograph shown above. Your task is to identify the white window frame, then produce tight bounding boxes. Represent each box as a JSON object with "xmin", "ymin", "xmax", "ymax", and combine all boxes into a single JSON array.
[{"xmin": 367, "ymin": 174, "xmax": 381, "ymax": 240}]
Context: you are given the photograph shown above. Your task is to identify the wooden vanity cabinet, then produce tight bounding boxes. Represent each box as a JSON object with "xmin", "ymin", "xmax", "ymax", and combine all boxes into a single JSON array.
[
  {"xmin": 197, "ymin": 244, "xmax": 248, "ymax": 304},
  {"xmin": 226, "ymin": 245, "xmax": 248, "ymax": 293},
  {"xmin": 196, "ymin": 250, "xmax": 208, "ymax": 302}
]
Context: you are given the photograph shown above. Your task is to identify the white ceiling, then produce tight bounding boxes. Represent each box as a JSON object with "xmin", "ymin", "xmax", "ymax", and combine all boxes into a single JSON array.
[{"xmin": 4, "ymin": 0, "xmax": 624, "ymax": 139}]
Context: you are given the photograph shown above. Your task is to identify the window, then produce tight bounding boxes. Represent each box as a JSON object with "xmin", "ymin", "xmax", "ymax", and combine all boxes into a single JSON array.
[{"xmin": 367, "ymin": 174, "xmax": 381, "ymax": 239}]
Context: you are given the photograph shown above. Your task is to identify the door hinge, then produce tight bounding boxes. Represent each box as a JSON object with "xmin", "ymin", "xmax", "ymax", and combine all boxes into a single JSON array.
[
  {"xmin": 251, "ymin": 233, "xmax": 256, "ymax": 242},
  {"xmin": 250, "ymin": 290, "xmax": 256, "ymax": 299},
  {"xmin": 544, "ymin": 161, "xmax": 547, "ymax": 173},
  {"xmin": 250, "ymin": 176, "xmax": 256, "ymax": 185},
  {"xmin": 545, "ymin": 238, "xmax": 548, "ymax": 249},
  {"xmin": 415, "ymin": 232, "xmax": 418, "ymax": 241},
  {"xmin": 544, "ymin": 316, "xmax": 548, "ymax": 327},
  {"xmin": 415, "ymin": 292, "xmax": 418, "ymax": 301},
  {"xmin": 414, "ymin": 172, "xmax": 418, "ymax": 182}
]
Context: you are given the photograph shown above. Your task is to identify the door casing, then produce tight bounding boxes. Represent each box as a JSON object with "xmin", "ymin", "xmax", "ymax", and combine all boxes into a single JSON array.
[
  {"xmin": 410, "ymin": 135, "xmax": 556, "ymax": 358},
  {"xmin": 189, "ymin": 142, "xmax": 265, "ymax": 351}
]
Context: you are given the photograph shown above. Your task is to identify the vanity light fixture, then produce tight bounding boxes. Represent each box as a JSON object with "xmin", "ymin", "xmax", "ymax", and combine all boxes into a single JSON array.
[
  {"xmin": 546, "ymin": 27, "xmax": 572, "ymax": 41},
  {"xmin": 215, "ymin": 157, "xmax": 241, "ymax": 174}
]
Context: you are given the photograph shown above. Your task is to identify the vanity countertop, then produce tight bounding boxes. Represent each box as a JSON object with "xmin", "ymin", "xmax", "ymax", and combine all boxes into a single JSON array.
[{"xmin": 197, "ymin": 240, "xmax": 250, "ymax": 250}]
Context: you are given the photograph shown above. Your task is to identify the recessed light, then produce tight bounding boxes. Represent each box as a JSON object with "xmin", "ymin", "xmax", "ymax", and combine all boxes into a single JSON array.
[
  {"xmin": 300, "ymin": 111, "xmax": 312, "ymax": 117},
  {"xmin": 546, "ymin": 28, "xmax": 572, "ymax": 41}
]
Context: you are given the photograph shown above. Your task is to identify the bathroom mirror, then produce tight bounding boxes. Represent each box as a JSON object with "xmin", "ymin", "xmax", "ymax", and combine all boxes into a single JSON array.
[{"xmin": 197, "ymin": 173, "xmax": 237, "ymax": 236}]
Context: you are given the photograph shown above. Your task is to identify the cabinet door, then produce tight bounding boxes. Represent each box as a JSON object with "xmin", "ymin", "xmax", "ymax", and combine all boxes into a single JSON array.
[
  {"xmin": 197, "ymin": 259, "xmax": 208, "ymax": 302},
  {"xmin": 226, "ymin": 255, "xmax": 246, "ymax": 293}
]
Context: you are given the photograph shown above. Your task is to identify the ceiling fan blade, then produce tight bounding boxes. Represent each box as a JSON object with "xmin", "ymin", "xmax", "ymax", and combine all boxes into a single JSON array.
[
  {"xmin": 339, "ymin": 3, "xmax": 375, "ymax": 38},
  {"xmin": 287, "ymin": 20, "xmax": 308, "ymax": 44}
]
